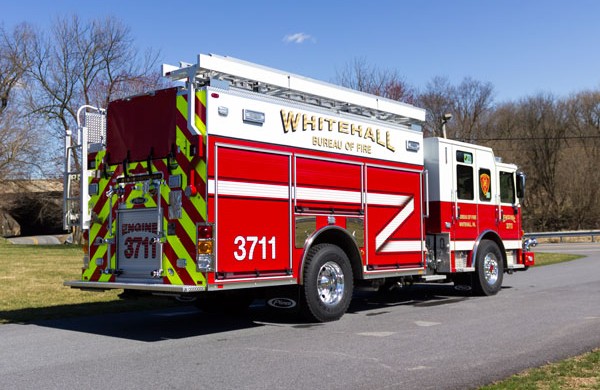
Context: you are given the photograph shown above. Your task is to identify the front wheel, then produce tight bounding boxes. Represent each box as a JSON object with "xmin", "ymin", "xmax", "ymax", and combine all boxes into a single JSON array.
[
  {"xmin": 301, "ymin": 244, "xmax": 353, "ymax": 322},
  {"xmin": 473, "ymin": 240, "xmax": 504, "ymax": 296}
]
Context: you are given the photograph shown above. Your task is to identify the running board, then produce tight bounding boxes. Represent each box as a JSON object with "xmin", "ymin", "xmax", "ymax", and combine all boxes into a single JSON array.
[
  {"xmin": 420, "ymin": 275, "xmax": 447, "ymax": 282},
  {"xmin": 64, "ymin": 280, "xmax": 205, "ymax": 293}
]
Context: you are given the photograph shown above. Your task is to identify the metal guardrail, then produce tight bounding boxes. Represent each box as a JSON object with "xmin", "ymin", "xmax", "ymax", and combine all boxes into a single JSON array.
[{"xmin": 524, "ymin": 230, "xmax": 600, "ymax": 243}]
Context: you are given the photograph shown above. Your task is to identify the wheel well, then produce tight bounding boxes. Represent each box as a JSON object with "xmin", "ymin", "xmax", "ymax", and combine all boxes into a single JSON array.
[
  {"xmin": 300, "ymin": 226, "xmax": 363, "ymax": 284},
  {"xmin": 474, "ymin": 231, "xmax": 507, "ymax": 269}
]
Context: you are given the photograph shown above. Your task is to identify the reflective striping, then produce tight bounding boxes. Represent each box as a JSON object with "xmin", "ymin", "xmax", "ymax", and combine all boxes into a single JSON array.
[
  {"xmin": 367, "ymin": 193, "xmax": 411, "ymax": 207},
  {"xmin": 209, "ymin": 180, "xmax": 289, "ymax": 199},
  {"xmin": 378, "ymin": 240, "xmax": 422, "ymax": 252},
  {"xmin": 453, "ymin": 241, "xmax": 475, "ymax": 251},
  {"xmin": 503, "ymin": 240, "xmax": 522, "ymax": 250},
  {"xmin": 195, "ymin": 90, "xmax": 207, "ymax": 135},
  {"xmin": 375, "ymin": 198, "xmax": 415, "ymax": 252},
  {"xmin": 297, "ymin": 187, "xmax": 361, "ymax": 204}
]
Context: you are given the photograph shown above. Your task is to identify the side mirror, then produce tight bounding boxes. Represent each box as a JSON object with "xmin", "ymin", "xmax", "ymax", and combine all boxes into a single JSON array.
[{"xmin": 516, "ymin": 172, "xmax": 526, "ymax": 199}]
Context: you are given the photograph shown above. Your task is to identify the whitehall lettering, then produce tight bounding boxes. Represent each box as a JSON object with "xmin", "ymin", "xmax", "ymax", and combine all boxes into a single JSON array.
[{"xmin": 280, "ymin": 109, "xmax": 395, "ymax": 152}]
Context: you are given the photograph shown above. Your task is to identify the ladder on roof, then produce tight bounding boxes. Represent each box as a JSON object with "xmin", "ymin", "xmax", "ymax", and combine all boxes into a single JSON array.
[
  {"xmin": 163, "ymin": 53, "xmax": 426, "ymax": 126},
  {"xmin": 63, "ymin": 106, "xmax": 106, "ymax": 231}
]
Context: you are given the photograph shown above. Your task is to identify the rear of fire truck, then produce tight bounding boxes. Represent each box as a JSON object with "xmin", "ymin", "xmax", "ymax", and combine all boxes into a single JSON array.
[{"xmin": 64, "ymin": 83, "xmax": 213, "ymax": 296}]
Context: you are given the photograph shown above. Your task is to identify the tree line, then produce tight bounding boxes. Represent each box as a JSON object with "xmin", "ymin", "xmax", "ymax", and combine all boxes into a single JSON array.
[
  {"xmin": 337, "ymin": 62, "xmax": 600, "ymax": 232},
  {"xmin": 1, "ymin": 16, "xmax": 598, "ymax": 233}
]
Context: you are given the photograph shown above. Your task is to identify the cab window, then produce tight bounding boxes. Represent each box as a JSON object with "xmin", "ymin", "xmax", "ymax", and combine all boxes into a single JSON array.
[
  {"xmin": 457, "ymin": 165, "xmax": 474, "ymax": 200},
  {"xmin": 500, "ymin": 171, "xmax": 515, "ymax": 204}
]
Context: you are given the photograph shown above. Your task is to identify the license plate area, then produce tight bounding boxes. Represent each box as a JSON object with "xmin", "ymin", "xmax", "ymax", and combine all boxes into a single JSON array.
[{"xmin": 117, "ymin": 208, "xmax": 162, "ymax": 280}]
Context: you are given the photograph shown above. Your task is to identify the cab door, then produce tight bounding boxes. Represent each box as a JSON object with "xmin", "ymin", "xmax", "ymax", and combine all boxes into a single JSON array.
[
  {"xmin": 474, "ymin": 150, "xmax": 498, "ymax": 235},
  {"xmin": 497, "ymin": 169, "xmax": 521, "ymax": 242},
  {"xmin": 451, "ymin": 148, "xmax": 478, "ymax": 241}
]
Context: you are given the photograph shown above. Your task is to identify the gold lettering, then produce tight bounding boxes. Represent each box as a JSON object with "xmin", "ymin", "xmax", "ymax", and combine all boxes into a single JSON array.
[
  {"xmin": 386, "ymin": 131, "xmax": 395, "ymax": 152},
  {"xmin": 280, "ymin": 110, "xmax": 301, "ymax": 133},
  {"xmin": 364, "ymin": 127, "xmax": 375, "ymax": 142},
  {"xmin": 357, "ymin": 143, "xmax": 372, "ymax": 154},
  {"xmin": 281, "ymin": 109, "xmax": 397, "ymax": 154},
  {"xmin": 338, "ymin": 121, "xmax": 349, "ymax": 134},
  {"xmin": 375, "ymin": 129, "xmax": 386, "ymax": 147},
  {"xmin": 324, "ymin": 118, "xmax": 336, "ymax": 131},
  {"xmin": 303, "ymin": 114, "xmax": 317, "ymax": 131},
  {"xmin": 351, "ymin": 124, "xmax": 363, "ymax": 137}
]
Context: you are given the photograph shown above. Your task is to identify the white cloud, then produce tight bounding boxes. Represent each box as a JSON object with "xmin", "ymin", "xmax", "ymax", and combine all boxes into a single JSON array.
[{"xmin": 283, "ymin": 32, "xmax": 314, "ymax": 44}]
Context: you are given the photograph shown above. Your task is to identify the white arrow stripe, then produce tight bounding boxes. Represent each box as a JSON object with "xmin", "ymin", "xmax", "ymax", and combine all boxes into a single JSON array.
[{"xmin": 375, "ymin": 198, "xmax": 414, "ymax": 251}]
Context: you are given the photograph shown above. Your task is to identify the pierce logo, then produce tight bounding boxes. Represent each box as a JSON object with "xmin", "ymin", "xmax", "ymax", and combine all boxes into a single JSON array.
[{"xmin": 267, "ymin": 298, "xmax": 297, "ymax": 309}]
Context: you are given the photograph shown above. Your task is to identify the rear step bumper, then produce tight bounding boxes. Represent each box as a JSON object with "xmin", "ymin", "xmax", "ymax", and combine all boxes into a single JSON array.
[{"xmin": 64, "ymin": 280, "xmax": 205, "ymax": 293}]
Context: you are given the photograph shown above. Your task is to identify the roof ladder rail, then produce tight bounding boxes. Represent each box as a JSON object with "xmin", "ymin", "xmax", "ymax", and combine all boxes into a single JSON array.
[{"xmin": 162, "ymin": 53, "xmax": 426, "ymax": 126}]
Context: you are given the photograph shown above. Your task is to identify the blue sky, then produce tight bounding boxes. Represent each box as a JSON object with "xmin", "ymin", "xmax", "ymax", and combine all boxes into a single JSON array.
[{"xmin": 3, "ymin": 0, "xmax": 600, "ymax": 102}]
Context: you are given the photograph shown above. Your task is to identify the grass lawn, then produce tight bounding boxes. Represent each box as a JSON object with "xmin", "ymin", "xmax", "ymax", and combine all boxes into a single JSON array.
[
  {"xmin": 533, "ymin": 252, "xmax": 584, "ymax": 266},
  {"xmin": 481, "ymin": 348, "xmax": 600, "ymax": 389},
  {"xmin": 0, "ymin": 238, "xmax": 178, "ymax": 324}
]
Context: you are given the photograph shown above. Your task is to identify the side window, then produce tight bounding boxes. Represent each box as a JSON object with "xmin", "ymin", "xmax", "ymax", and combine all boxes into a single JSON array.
[
  {"xmin": 479, "ymin": 169, "xmax": 492, "ymax": 202},
  {"xmin": 500, "ymin": 171, "xmax": 515, "ymax": 204},
  {"xmin": 457, "ymin": 165, "xmax": 474, "ymax": 200}
]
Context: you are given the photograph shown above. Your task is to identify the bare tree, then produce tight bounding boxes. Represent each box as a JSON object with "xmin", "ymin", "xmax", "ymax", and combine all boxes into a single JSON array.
[
  {"xmin": 19, "ymin": 15, "xmax": 167, "ymax": 239},
  {"xmin": 0, "ymin": 105, "xmax": 44, "ymax": 180},
  {"xmin": 507, "ymin": 94, "xmax": 569, "ymax": 230},
  {"xmin": 452, "ymin": 77, "xmax": 494, "ymax": 142},
  {"xmin": 563, "ymin": 91, "xmax": 600, "ymax": 228},
  {"xmin": 416, "ymin": 76, "xmax": 494, "ymax": 140},
  {"xmin": 25, "ymin": 15, "xmax": 164, "ymax": 141},
  {"xmin": 335, "ymin": 57, "xmax": 416, "ymax": 104},
  {"xmin": 0, "ymin": 23, "xmax": 42, "ymax": 180},
  {"xmin": 0, "ymin": 23, "xmax": 33, "ymax": 116},
  {"xmin": 416, "ymin": 76, "xmax": 454, "ymax": 137}
]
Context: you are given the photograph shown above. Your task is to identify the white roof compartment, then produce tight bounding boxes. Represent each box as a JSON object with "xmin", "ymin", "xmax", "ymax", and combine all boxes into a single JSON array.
[{"xmin": 163, "ymin": 53, "xmax": 426, "ymax": 126}]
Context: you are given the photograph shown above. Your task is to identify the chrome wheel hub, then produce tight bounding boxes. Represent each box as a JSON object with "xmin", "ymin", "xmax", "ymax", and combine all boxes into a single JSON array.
[
  {"xmin": 317, "ymin": 261, "xmax": 345, "ymax": 306},
  {"xmin": 483, "ymin": 253, "xmax": 499, "ymax": 285}
]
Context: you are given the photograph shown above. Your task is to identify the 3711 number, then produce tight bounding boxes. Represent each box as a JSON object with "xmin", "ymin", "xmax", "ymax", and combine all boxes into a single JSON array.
[
  {"xmin": 233, "ymin": 236, "xmax": 276, "ymax": 261},
  {"xmin": 123, "ymin": 237, "xmax": 157, "ymax": 259}
]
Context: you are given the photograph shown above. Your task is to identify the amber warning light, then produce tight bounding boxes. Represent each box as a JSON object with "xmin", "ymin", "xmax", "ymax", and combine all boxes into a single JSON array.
[{"xmin": 197, "ymin": 224, "xmax": 215, "ymax": 271}]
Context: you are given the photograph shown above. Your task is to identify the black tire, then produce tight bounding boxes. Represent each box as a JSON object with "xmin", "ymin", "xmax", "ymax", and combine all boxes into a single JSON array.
[
  {"xmin": 472, "ymin": 240, "xmax": 504, "ymax": 296},
  {"xmin": 194, "ymin": 291, "xmax": 254, "ymax": 314},
  {"xmin": 301, "ymin": 243, "xmax": 353, "ymax": 322}
]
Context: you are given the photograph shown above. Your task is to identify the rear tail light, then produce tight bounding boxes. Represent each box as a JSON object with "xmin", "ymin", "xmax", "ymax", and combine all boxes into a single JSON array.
[
  {"xmin": 197, "ymin": 223, "xmax": 215, "ymax": 272},
  {"xmin": 198, "ymin": 225, "xmax": 213, "ymax": 239}
]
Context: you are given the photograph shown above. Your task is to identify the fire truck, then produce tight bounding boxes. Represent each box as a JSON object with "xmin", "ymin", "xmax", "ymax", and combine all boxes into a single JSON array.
[{"xmin": 64, "ymin": 53, "xmax": 535, "ymax": 322}]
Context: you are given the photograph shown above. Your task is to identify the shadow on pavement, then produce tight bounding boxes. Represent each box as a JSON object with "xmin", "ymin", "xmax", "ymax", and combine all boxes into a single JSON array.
[{"xmin": 8, "ymin": 283, "xmax": 481, "ymax": 342}]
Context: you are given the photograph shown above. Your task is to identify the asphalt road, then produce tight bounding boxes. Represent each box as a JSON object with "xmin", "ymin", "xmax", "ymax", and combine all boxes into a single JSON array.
[{"xmin": 1, "ymin": 243, "xmax": 599, "ymax": 390}]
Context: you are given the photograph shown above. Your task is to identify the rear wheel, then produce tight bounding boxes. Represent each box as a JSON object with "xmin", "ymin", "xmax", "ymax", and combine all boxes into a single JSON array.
[
  {"xmin": 301, "ymin": 244, "xmax": 353, "ymax": 322},
  {"xmin": 473, "ymin": 240, "xmax": 504, "ymax": 296}
]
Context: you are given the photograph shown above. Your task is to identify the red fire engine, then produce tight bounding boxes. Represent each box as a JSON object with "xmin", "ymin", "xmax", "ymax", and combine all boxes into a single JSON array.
[{"xmin": 64, "ymin": 54, "xmax": 535, "ymax": 322}]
